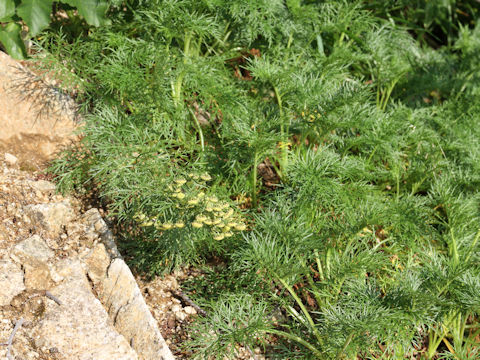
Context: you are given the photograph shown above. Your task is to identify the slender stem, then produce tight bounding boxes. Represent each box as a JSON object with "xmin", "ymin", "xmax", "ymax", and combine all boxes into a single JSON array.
[
  {"xmin": 450, "ymin": 229, "xmax": 459, "ymax": 265},
  {"xmin": 465, "ymin": 229, "xmax": 480, "ymax": 263},
  {"xmin": 314, "ymin": 250, "xmax": 324, "ymax": 281},
  {"xmin": 277, "ymin": 277, "xmax": 323, "ymax": 346},
  {"xmin": 273, "ymin": 85, "xmax": 288, "ymax": 173},
  {"xmin": 381, "ymin": 78, "xmax": 399, "ymax": 111},
  {"xmin": 188, "ymin": 107, "xmax": 205, "ymax": 152},
  {"xmin": 266, "ymin": 329, "xmax": 323, "ymax": 358},
  {"xmin": 252, "ymin": 150, "xmax": 259, "ymax": 207},
  {"xmin": 338, "ymin": 332, "xmax": 355, "ymax": 359},
  {"xmin": 172, "ymin": 31, "xmax": 193, "ymax": 108},
  {"xmin": 173, "ymin": 73, "xmax": 184, "ymax": 108}
]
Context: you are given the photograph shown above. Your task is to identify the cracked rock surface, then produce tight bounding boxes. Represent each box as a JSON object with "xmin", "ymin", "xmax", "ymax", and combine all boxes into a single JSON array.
[{"xmin": 0, "ymin": 158, "xmax": 174, "ymax": 360}]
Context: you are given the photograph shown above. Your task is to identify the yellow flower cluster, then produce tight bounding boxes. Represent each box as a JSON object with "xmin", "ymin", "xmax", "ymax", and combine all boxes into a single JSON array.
[
  {"xmin": 300, "ymin": 109, "xmax": 322, "ymax": 123},
  {"xmin": 133, "ymin": 172, "xmax": 247, "ymax": 240}
]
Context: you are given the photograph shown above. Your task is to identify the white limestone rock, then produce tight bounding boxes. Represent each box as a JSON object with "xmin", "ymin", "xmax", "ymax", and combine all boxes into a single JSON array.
[
  {"xmin": 32, "ymin": 260, "xmax": 138, "ymax": 360},
  {"xmin": 4, "ymin": 153, "xmax": 18, "ymax": 166},
  {"xmin": 11, "ymin": 235, "xmax": 54, "ymax": 265}
]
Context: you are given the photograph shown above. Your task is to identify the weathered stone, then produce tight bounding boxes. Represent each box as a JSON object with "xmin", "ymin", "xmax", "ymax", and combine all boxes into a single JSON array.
[
  {"xmin": 115, "ymin": 294, "xmax": 174, "ymax": 360},
  {"xmin": 81, "ymin": 208, "xmax": 121, "ymax": 258},
  {"xmin": 4, "ymin": 152, "xmax": 18, "ymax": 166},
  {"xmin": 0, "ymin": 51, "xmax": 79, "ymax": 168},
  {"xmin": 0, "ymin": 260, "xmax": 25, "ymax": 305},
  {"xmin": 11, "ymin": 235, "xmax": 54, "ymax": 264},
  {"xmin": 24, "ymin": 262, "xmax": 54, "ymax": 290},
  {"xmin": 96, "ymin": 258, "xmax": 174, "ymax": 360},
  {"xmin": 24, "ymin": 201, "xmax": 74, "ymax": 236},
  {"xmin": 83, "ymin": 243, "xmax": 111, "ymax": 284},
  {"xmin": 33, "ymin": 260, "xmax": 138, "ymax": 360},
  {"xmin": 28, "ymin": 180, "xmax": 56, "ymax": 194},
  {"xmin": 184, "ymin": 306, "xmax": 197, "ymax": 315}
]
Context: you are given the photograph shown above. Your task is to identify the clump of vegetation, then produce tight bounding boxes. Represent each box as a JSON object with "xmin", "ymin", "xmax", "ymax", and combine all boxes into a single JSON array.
[
  {"xmin": 31, "ymin": 0, "xmax": 480, "ymax": 358},
  {"xmin": 0, "ymin": 0, "xmax": 109, "ymax": 59}
]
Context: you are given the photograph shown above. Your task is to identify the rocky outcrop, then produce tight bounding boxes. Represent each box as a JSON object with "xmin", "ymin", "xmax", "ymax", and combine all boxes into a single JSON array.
[
  {"xmin": 0, "ymin": 160, "xmax": 174, "ymax": 360},
  {"xmin": 0, "ymin": 51, "xmax": 79, "ymax": 170}
]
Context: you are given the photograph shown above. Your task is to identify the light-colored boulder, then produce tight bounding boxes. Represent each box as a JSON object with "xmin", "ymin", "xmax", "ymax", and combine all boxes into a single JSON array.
[
  {"xmin": 23, "ymin": 262, "xmax": 54, "ymax": 289},
  {"xmin": 81, "ymin": 208, "xmax": 122, "ymax": 258},
  {"xmin": 97, "ymin": 258, "xmax": 174, "ymax": 360},
  {"xmin": 0, "ymin": 260, "xmax": 25, "ymax": 305},
  {"xmin": 83, "ymin": 243, "xmax": 111, "ymax": 284},
  {"xmin": 24, "ymin": 201, "xmax": 74, "ymax": 236},
  {"xmin": 28, "ymin": 180, "xmax": 56, "ymax": 194},
  {"xmin": 33, "ymin": 260, "xmax": 138, "ymax": 360},
  {"xmin": 0, "ymin": 51, "xmax": 79, "ymax": 167},
  {"xmin": 11, "ymin": 235, "xmax": 54, "ymax": 264},
  {"xmin": 4, "ymin": 152, "xmax": 18, "ymax": 165}
]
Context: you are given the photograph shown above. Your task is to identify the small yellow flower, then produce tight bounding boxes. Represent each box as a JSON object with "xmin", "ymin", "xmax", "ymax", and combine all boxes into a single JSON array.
[
  {"xmin": 227, "ymin": 222, "xmax": 237, "ymax": 227},
  {"xmin": 174, "ymin": 187, "xmax": 182, "ymax": 193},
  {"xmin": 216, "ymin": 222, "xmax": 225, "ymax": 228},
  {"xmin": 234, "ymin": 223, "xmax": 247, "ymax": 231},
  {"xmin": 192, "ymin": 221, "xmax": 203, "ymax": 228},
  {"xmin": 140, "ymin": 221, "xmax": 154, "ymax": 227},
  {"xmin": 197, "ymin": 191, "xmax": 205, "ymax": 198},
  {"xmin": 175, "ymin": 178, "xmax": 187, "ymax": 185},
  {"xmin": 163, "ymin": 223, "xmax": 173, "ymax": 230},
  {"xmin": 213, "ymin": 218, "xmax": 222, "ymax": 225},
  {"xmin": 134, "ymin": 213, "xmax": 146, "ymax": 221},
  {"xmin": 188, "ymin": 199, "xmax": 199, "ymax": 205},
  {"xmin": 207, "ymin": 196, "xmax": 218, "ymax": 203},
  {"xmin": 224, "ymin": 226, "xmax": 231, "ymax": 232},
  {"xmin": 205, "ymin": 205, "xmax": 214, "ymax": 212},
  {"xmin": 200, "ymin": 173, "xmax": 212, "ymax": 181},
  {"xmin": 224, "ymin": 209, "xmax": 234, "ymax": 218},
  {"xmin": 196, "ymin": 214, "xmax": 207, "ymax": 222},
  {"xmin": 224, "ymin": 232, "xmax": 234, "ymax": 238},
  {"xmin": 213, "ymin": 233, "xmax": 225, "ymax": 240},
  {"xmin": 175, "ymin": 222, "xmax": 185, "ymax": 228},
  {"xmin": 175, "ymin": 192, "xmax": 186, "ymax": 199},
  {"xmin": 203, "ymin": 219, "xmax": 213, "ymax": 226}
]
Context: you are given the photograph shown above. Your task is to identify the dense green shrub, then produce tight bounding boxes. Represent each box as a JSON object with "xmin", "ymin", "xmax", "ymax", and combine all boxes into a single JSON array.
[{"xmin": 38, "ymin": 0, "xmax": 480, "ymax": 358}]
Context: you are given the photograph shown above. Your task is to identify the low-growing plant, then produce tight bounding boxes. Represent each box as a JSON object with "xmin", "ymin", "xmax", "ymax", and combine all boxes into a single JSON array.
[{"xmin": 40, "ymin": 0, "xmax": 480, "ymax": 358}]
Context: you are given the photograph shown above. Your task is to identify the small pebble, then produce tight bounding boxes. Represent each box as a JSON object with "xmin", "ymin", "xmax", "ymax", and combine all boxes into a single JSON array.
[{"xmin": 183, "ymin": 306, "xmax": 197, "ymax": 315}]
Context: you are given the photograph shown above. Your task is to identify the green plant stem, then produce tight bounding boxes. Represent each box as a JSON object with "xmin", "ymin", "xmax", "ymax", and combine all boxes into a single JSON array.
[
  {"xmin": 273, "ymin": 85, "xmax": 288, "ymax": 173},
  {"xmin": 465, "ymin": 229, "xmax": 480, "ymax": 263},
  {"xmin": 252, "ymin": 150, "xmax": 259, "ymax": 207},
  {"xmin": 277, "ymin": 277, "xmax": 324, "ymax": 346},
  {"xmin": 188, "ymin": 107, "xmax": 205, "ymax": 152},
  {"xmin": 266, "ymin": 329, "xmax": 323, "ymax": 358},
  {"xmin": 427, "ymin": 327, "xmax": 446, "ymax": 359},
  {"xmin": 337, "ymin": 332, "xmax": 355, "ymax": 359},
  {"xmin": 450, "ymin": 229, "xmax": 459, "ymax": 265}
]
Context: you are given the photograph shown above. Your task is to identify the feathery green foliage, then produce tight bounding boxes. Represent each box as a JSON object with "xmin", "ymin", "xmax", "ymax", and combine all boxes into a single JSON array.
[{"xmin": 37, "ymin": 0, "xmax": 480, "ymax": 357}]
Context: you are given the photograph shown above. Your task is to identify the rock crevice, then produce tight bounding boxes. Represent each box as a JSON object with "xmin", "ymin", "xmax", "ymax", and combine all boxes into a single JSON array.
[{"xmin": 0, "ymin": 162, "xmax": 174, "ymax": 360}]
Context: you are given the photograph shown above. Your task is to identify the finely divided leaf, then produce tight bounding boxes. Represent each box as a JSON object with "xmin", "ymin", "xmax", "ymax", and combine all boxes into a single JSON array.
[
  {"xmin": 16, "ymin": 0, "xmax": 53, "ymax": 36},
  {"xmin": 0, "ymin": 22, "xmax": 27, "ymax": 59}
]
